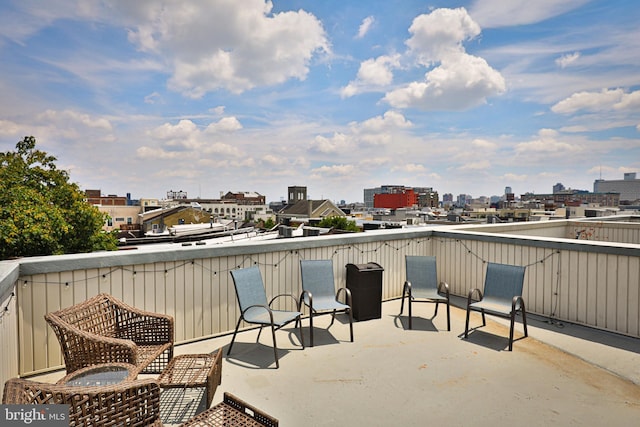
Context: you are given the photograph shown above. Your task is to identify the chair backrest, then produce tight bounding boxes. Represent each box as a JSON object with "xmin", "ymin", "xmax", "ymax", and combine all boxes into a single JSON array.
[
  {"xmin": 405, "ymin": 256, "xmax": 438, "ymax": 291},
  {"xmin": 230, "ymin": 266, "xmax": 269, "ymax": 311},
  {"xmin": 300, "ymin": 260, "xmax": 336, "ymax": 299},
  {"xmin": 483, "ymin": 262, "xmax": 526, "ymax": 301}
]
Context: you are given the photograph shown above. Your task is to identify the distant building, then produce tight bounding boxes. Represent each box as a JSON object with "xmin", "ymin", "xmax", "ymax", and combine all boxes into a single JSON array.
[
  {"xmin": 374, "ymin": 188, "xmax": 418, "ymax": 209},
  {"xmin": 288, "ymin": 186, "xmax": 307, "ymax": 204},
  {"xmin": 553, "ymin": 183, "xmax": 565, "ymax": 193},
  {"xmin": 365, "ymin": 185, "xmax": 438, "ymax": 209},
  {"xmin": 594, "ymin": 173, "xmax": 640, "ymax": 202},
  {"xmin": 520, "ymin": 191, "xmax": 620, "ymax": 207},
  {"xmin": 221, "ymin": 191, "xmax": 265, "ymax": 205},
  {"xmin": 85, "ymin": 189, "xmax": 127, "ymax": 206},
  {"xmin": 277, "ymin": 199, "xmax": 346, "ymax": 223},
  {"xmin": 364, "ymin": 185, "xmax": 405, "ymax": 209},
  {"xmin": 167, "ymin": 190, "xmax": 188, "ymax": 199}
]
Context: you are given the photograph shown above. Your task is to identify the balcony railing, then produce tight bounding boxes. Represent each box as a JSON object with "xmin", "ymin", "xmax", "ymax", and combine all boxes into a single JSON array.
[{"xmin": 1, "ymin": 218, "xmax": 638, "ymax": 388}]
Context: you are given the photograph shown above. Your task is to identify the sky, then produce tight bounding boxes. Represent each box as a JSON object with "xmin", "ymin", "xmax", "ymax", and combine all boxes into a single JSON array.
[{"xmin": 1, "ymin": 0, "xmax": 639, "ymax": 204}]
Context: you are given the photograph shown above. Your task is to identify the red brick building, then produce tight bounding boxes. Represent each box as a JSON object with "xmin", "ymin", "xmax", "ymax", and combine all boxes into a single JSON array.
[{"xmin": 374, "ymin": 189, "xmax": 418, "ymax": 209}]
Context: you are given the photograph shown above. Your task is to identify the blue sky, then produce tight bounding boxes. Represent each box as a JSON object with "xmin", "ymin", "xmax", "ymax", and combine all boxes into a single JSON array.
[{"xmin": 1, "ymin": 0, "xmax": 639, "ymax": 203}]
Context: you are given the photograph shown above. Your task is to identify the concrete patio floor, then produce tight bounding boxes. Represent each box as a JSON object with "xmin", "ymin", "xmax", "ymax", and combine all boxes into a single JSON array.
[
  {"xmin": 171, "ymin": 297, "xmax": 640, "ymax": 426},
  {"xmin": 33, "ymin": 298, "xmax": 640, "ymax": 426}
]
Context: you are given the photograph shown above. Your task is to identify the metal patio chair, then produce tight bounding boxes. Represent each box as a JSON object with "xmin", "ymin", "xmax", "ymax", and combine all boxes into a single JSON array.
[
  {"xmin": 399, "ymin": 255, "xmax": 450, "ymax": 330},
  {"xmin": 298, "ymin": 259, "xmax": 354, "ymax": 346},
  {"xmin": 464, "ymin": 262, "xmax": 528, "ymax": 350},
  {"xmin": 228, "ymin": 266, "xmax": 304, "ymax": 368}
]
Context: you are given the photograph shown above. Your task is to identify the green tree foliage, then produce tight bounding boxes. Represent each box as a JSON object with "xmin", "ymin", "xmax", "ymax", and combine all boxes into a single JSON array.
[
  {"xmin": 0, "ymin": 136, "xmax": 117, "ymax": 259},
  {"xmin": 317, "ymin": 216, "xmax": 360, "ymax": 232}
]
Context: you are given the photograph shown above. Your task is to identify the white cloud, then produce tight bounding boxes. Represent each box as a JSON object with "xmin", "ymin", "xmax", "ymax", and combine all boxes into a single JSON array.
[
  {"xmin": 360, "ymin": 8, "xmax": 507, "ymax": 111},
  {"xmin": 515, "ymin": 129, "xmax": 582, "ymax": 156},
  {"xmin": 551, "ymin": 88, "xmax": 640, "ymax": 114},
  {"xmin": 471, "ymin": 138, "xmax": 498, "ymax": 150},
  {"xmin": 114, "ymin": 0, "xmax": 330, "ymax": 96},
  {"xmin": 205, "ymin": 117, "xmax": 243, "ymax": 133},
  {"xmin": 459, "ymin": 160, "xmax": 491, "ymax": 170},
  {"xmin": 406, "ymin": 8, "xmax": 481, "ymax": 65},
  {"xmin": 391, "ymin": 163, "xmax": 426, "ymax": 173},
  {"xmin": 469, "ymin": 0, "xmax": 591, "ymax": 28},
  {"xmin": 502, "ymin": 173, "xmax": 529, "ymax": 182},
  {"xmin": 340, "ymin": 54, "xmax": 400, "ymax": 98},
  {"xmin": 37, "ymin": 109, "xmax": 113, "ymax": 131},
  {"xmin": 310, "ymin": 132, "xmax": 352, "ymax": 154},
  {"xmin": 556, "ymin": 52, "xmax": 581, "ymax": 68},
  {"xmin": 311, "ymin": 164, "xmax": 356, "ymax": 177},
  {"xmin": 310, "ymin": 111, "xmax": 412, "ymax": 154},
  {"xmin": 384, "ymin": 53, "xmax": 506, "ymax": 110},
  {"xmin": 357, "ymin": 16, "xmax": 375, "ymax": 39},
  {"xmin": 355, "ymin": 110, "xmax": 412, "ymax": 133}
]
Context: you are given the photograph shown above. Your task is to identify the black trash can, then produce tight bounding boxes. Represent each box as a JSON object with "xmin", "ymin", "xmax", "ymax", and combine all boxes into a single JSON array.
[{"xmin": 345, "ymin": 262, "xmax": 384, "ymax": 321}]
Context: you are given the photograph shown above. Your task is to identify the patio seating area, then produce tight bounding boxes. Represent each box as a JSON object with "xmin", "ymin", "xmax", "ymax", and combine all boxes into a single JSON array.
[{"xmin": 28, "ymin": 297, "xmax": 640, "ymax": 426}]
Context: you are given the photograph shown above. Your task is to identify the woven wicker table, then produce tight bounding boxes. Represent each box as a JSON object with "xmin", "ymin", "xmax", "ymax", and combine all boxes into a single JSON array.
[
  {"xmin": 180, "ymin": 392, "xmax": 278, "ymax": 427},
  {"xmin": 157, "ymin": 351, "xmax": 222, "ymax": 423}
]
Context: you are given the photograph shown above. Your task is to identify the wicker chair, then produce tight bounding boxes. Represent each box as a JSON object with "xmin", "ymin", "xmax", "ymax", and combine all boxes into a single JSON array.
[
  {"xmin": 2, "ymin": 377, "xmax": 163, "ymax": 426},
  {"xmin": 45, "ymin": 293, "xmax": 174, "ymax": 375},
  {"xmin": 4, "ymin": 378, "xmax": 276, "ymax": 427}
]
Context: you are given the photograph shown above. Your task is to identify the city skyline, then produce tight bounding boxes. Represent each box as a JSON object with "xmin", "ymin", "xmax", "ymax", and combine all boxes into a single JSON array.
[{"xmin": 1, "ymin": 1, "xmax": 639, "ymax": 203}]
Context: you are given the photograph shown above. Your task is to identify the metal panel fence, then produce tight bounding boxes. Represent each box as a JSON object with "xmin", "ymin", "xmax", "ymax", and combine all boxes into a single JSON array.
[{"xmin": 3, "ymin": 221, "xmax": 639, "ymax": 383}]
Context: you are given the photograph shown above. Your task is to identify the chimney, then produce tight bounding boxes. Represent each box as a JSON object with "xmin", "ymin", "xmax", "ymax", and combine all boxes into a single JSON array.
[{"xmin": 308, "ymin": 200, "xmax": 313, "ymax": 217}]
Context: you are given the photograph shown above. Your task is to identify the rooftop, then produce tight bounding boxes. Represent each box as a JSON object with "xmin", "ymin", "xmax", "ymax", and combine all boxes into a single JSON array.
[
  {"xmin": 34, "ymin": 296, "xmax": 640, "ymax": 426},
  {"xmin": 4, "ymin": 217, "xmax": 639, "ymax": 425}
]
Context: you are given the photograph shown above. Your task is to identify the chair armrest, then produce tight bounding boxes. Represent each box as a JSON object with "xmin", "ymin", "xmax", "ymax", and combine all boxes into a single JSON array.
[
  {"xmin": 466, "ymin": 288, "xmax": 483, "ymax": 306},
  {"xmin": 268, "ymin": 293, "xmax": 300, "ymax": 308},
  {"xmin": 512, "ymin": 295, "xmax": 525, "ymax": 313},
  {"xmin": 299, "ymin": 290, "xmax": 313, "ymax": 309},
  {"xmin": 438, "ymin": 281, "xmax": 450, "ymax": 297},
  {"xmin": 336, "ymin": 287, "xmax": 352, "ymax": 306},
  {"xmin": 110, "ymin": 298, "xmax": 174, "ymax": 345},
  {"xmin": 45, "ymin": 313, "xmax": 139, "ymax": 373},
  {"xmin": 242, "ymin": 304, "xmax": 275, "ymax": 324}
]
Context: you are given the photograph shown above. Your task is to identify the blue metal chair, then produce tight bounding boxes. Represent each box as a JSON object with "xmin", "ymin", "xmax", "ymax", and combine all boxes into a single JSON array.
[
  {"xmin": 400, "ymin": 256, "xmax": 450, "ymax": 330},
  {"xmin": 298, "ymin": 259, "xmax": 353, "ymax": 346},
  {"xmin": 464, "ymin": 262, "xmax": 528, "ymax": 351},
  {"xmin": 228, "ymin": 266, "xmax": 304, "ymax": 368}
]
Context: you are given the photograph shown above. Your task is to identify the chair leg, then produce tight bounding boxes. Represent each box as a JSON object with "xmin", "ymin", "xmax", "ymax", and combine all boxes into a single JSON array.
[
  {"xmin": 509, "ymin": 312, "xmax": 516, "ymax": 351},
  {"xmin": 270, "ymin": 323, "xmax": 279, "ymax": 369},
  {"xmin": 434, "ymin": 301, "xmax": 439, "ymax": 316},
  {"xmin": 445, "ymin": 300, "xmax": 451, "ymax": 331},
  {"xmin": 464, "ymin": 306, "xmax": 471, "ymax": 338},
  {"xmin": 348, "ymin": 308, "xmax": 354, "ymax": 342},
  {"xmin": 521, "ymin": 303, "xmax": 528, "ymax": 337},
  {"xmin": 298, "ymin": 315, "xmax": 305, "ymax": 348},
  {"xmin": 309, "ymin": 311, "xmax": 314, "ymax": 347},
  {"xmin": 329, "ymin": 309, "xmax": 336, "ymax": 327},
  {"xmin": 399, "ymin": 285, "xmax": 407, "ymax": 314},
  {"xmin": 227, "ymin": 317, "xmax": 243, "ymax": 356},
  {"xmin": 408, "ymin": 298, "xmax": 413, "ymax": 330}
]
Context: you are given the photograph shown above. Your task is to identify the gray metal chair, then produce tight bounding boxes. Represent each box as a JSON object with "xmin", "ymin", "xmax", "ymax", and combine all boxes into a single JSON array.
[
  {"xmin": 298, "ymin": 259, "xmax": 354, "ymax": 346},
  {"xmin": 464, "ymin": 262, "xmax": 528, "ymax": 351},
  {"xmin": 400, "ymin": 255, "xmax": 450, "ymax": 330},
  {"xmin": 228, "ymin": 266, "xmax": 304, "ymax": 368}
]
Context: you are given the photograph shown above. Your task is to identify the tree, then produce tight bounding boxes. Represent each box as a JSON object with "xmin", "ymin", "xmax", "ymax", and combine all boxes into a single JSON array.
[
  {"xmin": 317, "ymin": 216, "xmax": 360, "ymax": 232},
  {"xmin": 0, "ymin": 136, "xmax": 117, "ymax": 260}
]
